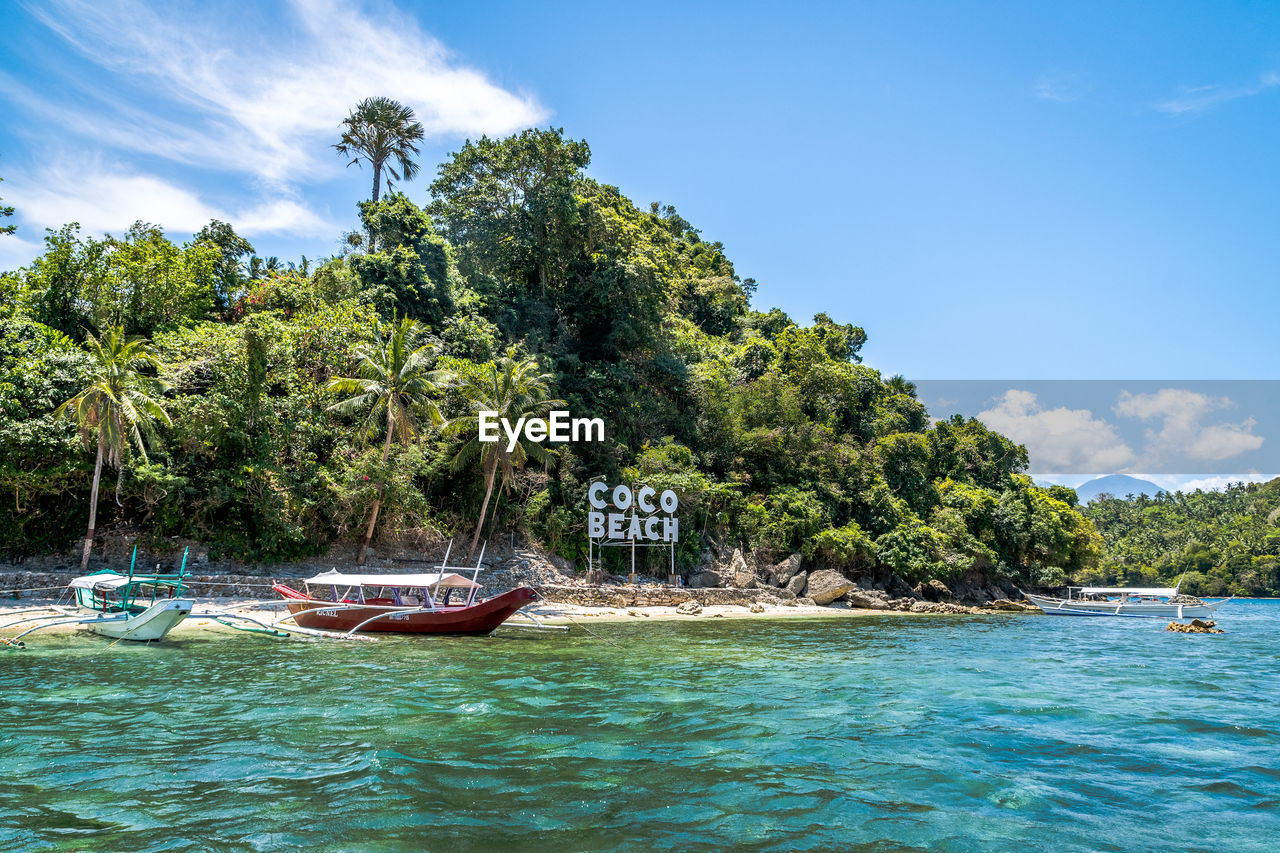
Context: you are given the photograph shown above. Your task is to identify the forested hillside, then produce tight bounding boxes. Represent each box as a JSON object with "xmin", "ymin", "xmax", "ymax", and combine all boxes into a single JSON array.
[
  {"xmin": 1, "ymin": 126, "xmax": 1100, "ymax": 585},
  {"xmin": 1084, "ymin": 480, "xmax": 1280, "ymax": 596}
]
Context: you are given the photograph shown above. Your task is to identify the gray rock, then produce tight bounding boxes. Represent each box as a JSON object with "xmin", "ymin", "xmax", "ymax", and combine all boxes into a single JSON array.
[
  {"xmin": 805, "ymin": 570, "xmax": 859, "ymax": 605},
  {"xmin": 689, "ymin": 569, "xmax": 725, "ymax": 589},
  {"xmin": 748, "ymin": 602, "xmax": 765, "ymax": 613},
  {"xmin": 786, "ymin": 571, "xmax": 808, "ymax": 597},
  {"xmin": 773, "ymin": 553, "xmax": 804, "ymax": 585},
  {"xmin": 845, "ymin": 589, "xmax": 891, "ymax": 610},
  {"xmin": 730, "ymin": 549, "xmax": 756, "ymax": 589},
  {"xmin": 676, "ymin": 599, "xmax": 703, "ymax": 615}
]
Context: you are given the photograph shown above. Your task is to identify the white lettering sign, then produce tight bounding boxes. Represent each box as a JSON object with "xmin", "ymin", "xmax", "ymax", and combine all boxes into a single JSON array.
[{"xmin": 587, "ymin": 483, "xmax": 679, "ymax": 542}]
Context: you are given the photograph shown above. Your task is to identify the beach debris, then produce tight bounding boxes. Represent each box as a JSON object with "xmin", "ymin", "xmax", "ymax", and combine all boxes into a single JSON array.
[
  {"xmin": 1167, "ymin": 619, "xmax": 1224, "ymax": 634},
  {"xmin": 676, "ymin": 600, "xmax": 703, "ymax": 615},
  {"xmin": 748, "ymin": 602, "xmax": 765, "ymax": 613},
  {"xmin": 804, "ymin": 570, "xmax": 858, "ymax": 605}
]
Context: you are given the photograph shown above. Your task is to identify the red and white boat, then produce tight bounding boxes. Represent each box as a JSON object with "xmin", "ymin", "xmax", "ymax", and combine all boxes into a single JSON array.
[{"xmin": 271, "ymin": 545, "xmax": 541, "ymax": 636}]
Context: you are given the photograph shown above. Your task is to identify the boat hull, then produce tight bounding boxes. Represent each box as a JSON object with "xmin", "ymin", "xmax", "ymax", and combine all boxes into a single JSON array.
[
  {"xmin": 86, "ymin": 598, "xmax": 195, "ymax": 640},
  {"xmin": 1025, "ymin": 593, "xmax": 1230, "ymax": 618},
  {"xmin": 275, "ymin": 586, "xmax": 537, "ymax": 635}
]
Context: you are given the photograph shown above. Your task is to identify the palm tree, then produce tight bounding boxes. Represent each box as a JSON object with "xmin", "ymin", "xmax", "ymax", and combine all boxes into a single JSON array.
[
  {"xmin": 329, "ymin": 314, "xmax": 450, "ymax": 565},
  {"xmin": 334, "ymin": 97, "xmax": 425, "ymax": 206},
  {"xmin": 443, "ymin": 348, "xmax": 564, "ymax": 559},
  {"xmin": 55, "ymin": 327, "xmax": 171, "ymax": 571}
]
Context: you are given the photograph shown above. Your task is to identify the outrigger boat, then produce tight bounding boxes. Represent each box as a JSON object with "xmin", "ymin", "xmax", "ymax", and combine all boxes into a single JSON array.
[
  {"xmin": 270, "ymin": 543, "xmax": 545, "ymax": 636},
  {"xmin": 1024, "ymin": 584, "xmax": 1232, "ymax": 618},
  {"xmin": 1, "ymin": 547, "xmax": 194, "ymax": 648}
]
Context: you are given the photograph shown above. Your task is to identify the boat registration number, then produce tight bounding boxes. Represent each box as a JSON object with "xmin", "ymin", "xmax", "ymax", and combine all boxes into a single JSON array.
[
  {"xmin": 317, "ymin": 609, "xmax": 337, "ymax": 617},
  {"xmin": 390, "ymin": 613, "xmax": 409, "ymax": 621}
]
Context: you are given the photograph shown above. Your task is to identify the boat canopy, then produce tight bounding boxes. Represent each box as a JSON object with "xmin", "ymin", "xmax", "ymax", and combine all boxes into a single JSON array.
[
  {"xmin": 302, "ymin": 570, "xmax": 480, "ymax": 590},
  {"xmin": 69, "ymin": 573, "xmax": 134, "ymax": 590},
  {"xmin": 69, "ymin": 572, "xmax": 181, "ymax": 591},
  {"xmin": 1078, "ymin": 586, "xmax": 1178, "ymax": 597}
]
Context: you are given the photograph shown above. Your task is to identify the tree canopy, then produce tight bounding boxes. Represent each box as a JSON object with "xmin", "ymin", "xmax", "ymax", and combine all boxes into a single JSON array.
[{"xmin": 0, "ymin": 127, "xmax": 1104, "ymax": 589}]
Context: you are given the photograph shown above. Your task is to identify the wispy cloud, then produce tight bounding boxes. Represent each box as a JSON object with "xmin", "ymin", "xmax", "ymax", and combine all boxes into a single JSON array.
[
  {"xmin": 2, "ymin": 0, "xmax": 548, "ymax": 245},
  {"xmin": 1035, "ymin": 72, "xmax": 1090, "ymax": 104},
  {"xmin": 1155, "ymin": 72, "xmax": 1280, "ymax": 114}
]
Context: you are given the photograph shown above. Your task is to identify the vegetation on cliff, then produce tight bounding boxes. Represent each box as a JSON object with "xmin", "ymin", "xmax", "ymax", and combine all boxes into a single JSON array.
[{"xmin": 0, "ymin": 127, "xmax": 1099, "ymax": 585}]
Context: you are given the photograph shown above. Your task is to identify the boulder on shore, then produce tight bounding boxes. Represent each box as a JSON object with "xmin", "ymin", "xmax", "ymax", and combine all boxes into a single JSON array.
[
  {"xmin": 773, "ymin": 554, "xmax": 804, "ymax": 586},
  {"xmin": 915, "ymin": 578, "xmax": 954, "ymax": 602},
  {"xmin": 676, "ymin": 600, "xmax": 703, "ymax": 616},
  {"xmin": 786, "ymin": 572, "xmax": 808, "ymax": 597},
  {"xmin": 730, "ymin": 549, "xmax": 756, "ymax": 589},
  {"xmin": 805, "ymin": 570, "xmax": 858, "ymax": 605},
  {"xmin": 748, "ymin": 602, "xmax": 765, "ymax": 613},
  {"xmin": 843, "ymin": 588, "xmax": 891, "ymax": 610},
  {"xmin": 689, "ymin": 569, "xmax": 725, "ymax": 589},
  {"xmin": 1166, "ymin": 619, "xmax": 1224, "ymax": 634}
]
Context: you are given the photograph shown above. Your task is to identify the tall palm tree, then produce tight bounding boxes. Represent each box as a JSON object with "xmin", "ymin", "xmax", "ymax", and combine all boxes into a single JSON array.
[
  {"xmin": 329, "ymin": 314, "xmax": 450, "ymax": 565},
  {"xmin": 334, "ymin": 97, "xmax": 425, "ymax": 206},
  {"xmin": 443, "ymin": 349, "xmax": 564, "ymax": 559},
  {"xmin": 55, "ymin": 327, "xmax": 171, "ymax": 571}
]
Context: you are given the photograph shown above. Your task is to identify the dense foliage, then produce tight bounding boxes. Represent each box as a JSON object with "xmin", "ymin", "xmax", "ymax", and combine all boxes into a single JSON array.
[
  {"xmin": 1084, "ymin": 481, "xmax": 1280, "ymax": 596},
  {"xmin": 0, "ymin": 130, "xmax": 1100, "ymax": 584}
]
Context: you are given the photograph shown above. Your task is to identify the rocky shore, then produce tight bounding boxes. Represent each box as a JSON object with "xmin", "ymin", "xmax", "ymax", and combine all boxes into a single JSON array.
[{"xmin": 1, "ymin": 537, "xmax": 1039, "ymax": 616}]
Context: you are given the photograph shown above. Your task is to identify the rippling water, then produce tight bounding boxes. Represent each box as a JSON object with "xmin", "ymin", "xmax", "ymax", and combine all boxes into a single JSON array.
[{"xmin": 3, "ymin": 602, "xmax": 1279, "ymax": 851}]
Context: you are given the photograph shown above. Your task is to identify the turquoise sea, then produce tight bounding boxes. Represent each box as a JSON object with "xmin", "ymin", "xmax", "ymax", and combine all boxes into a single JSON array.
[{"xmin": 2, "ymin": 601, "xmax": 1279, "ymax": 851}]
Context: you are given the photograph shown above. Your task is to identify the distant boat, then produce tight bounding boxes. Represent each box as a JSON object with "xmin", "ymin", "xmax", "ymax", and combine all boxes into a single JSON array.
[{"xmin": 1024, "ymin": 585, "xmax": 1231, "ymax": 618}]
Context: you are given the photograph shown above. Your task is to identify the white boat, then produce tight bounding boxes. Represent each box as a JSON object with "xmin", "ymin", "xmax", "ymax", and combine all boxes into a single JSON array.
[
  {"xmin": 1024, "ymin": 585, "xmax": 1231, "ymax": 618},
  {"xmin": 1, "ymin": 548, "xmax": 195, "ymax": 647},
  {"xmin": 62, "ymin": 573, "xmax": 194, "ymax": 640}
]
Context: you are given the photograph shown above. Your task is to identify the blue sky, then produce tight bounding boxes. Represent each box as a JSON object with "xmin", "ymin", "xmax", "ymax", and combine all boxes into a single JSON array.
[{"xmin": 3, "ymin": 0, "xmax": 1280, "ymax": 386}]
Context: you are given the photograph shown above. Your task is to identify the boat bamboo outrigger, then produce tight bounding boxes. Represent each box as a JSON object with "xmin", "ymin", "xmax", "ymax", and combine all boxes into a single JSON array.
[
  {"xmin": 1023, "ymin": 582, "xmax": 1232, "ymax": 619},
  {"xmin": 270, "ymin": 541, "xmax": 555, "ymax": 636}
]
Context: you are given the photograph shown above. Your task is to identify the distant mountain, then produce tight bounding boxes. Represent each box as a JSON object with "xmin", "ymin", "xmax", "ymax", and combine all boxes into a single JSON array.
[{"xmin": 1074, "ymin": 474, "xmax": 1165, "ymax": 504}]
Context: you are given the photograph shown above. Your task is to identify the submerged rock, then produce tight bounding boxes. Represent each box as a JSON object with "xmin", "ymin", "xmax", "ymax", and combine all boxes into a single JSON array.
[{"xmin": 1167, "ymin": 619, "xmax": 1224, "ymax": 634}]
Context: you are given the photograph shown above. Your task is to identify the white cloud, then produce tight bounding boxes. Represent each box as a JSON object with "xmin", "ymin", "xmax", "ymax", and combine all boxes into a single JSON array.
[
  {"xmin": 1, "ymin": 0, "xmax": 548, "ymax": 241},
  {"xmin": 19, "ymin": 0, "xmax": 548, "ymax": 185},
  {"xmin": 978, "ymin": 389, "xmax": 1134, "ymax": 472},
  {"xmin": 0, "ymin": 234, "xmax": 45, "ymax": 273},
  {"xmin": 1155, "ymin": 72, "xmax": 1280, "ymax": 114},
  {"xmin": 1149, "ymin": 473, "xmax": 1275, "ymax": 493},
  {"xmin": 6, "ymin": 161, "xmax": 334, "ymax": 238},
  {"xmin": 1115, "ymin": 389, "xmax": 1264, "ymax": 463},
  {"xmin": 1035, "ymin": 72, "xmax": 1089, "ymax": 103}
]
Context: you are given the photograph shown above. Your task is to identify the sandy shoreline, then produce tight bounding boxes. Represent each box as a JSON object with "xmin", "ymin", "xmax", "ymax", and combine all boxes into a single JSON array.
[{"xmin": 0, "ymin": 595, "xmax": 1024, "ymax": 641}]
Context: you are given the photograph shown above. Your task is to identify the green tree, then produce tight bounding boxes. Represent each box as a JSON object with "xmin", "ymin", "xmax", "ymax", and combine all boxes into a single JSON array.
[
  {"xmin": 0, "ymin": 176, "xmax": 14, "ymax": 236},
  {"xmin": 328, "ymin": 314, "xmax": 449, "ymax": 565},
  {"xmin": 194, "ymin": 220, "xmax": 254, "ymax": 308},
  {"xmin": 54, "ymin": 327, "xmax": 171, "ymax": 571},
  {"xmin": 443, "ymin": 348, "xmax": 564, "ymax": 558},
  {"xmin": 334, "ymin": 97, "xmax": 425, "ymax": 210}
]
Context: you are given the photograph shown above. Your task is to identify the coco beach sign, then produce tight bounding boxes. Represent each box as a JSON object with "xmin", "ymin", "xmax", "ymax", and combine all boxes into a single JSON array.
[{"xmin": 587, "ymin": 482, "xmax": 679, "ymax": 543}]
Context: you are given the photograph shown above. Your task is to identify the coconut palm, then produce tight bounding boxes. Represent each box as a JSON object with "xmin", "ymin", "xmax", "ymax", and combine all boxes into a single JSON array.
[
  {"xmin": 443, "ymin": 348, "xmax": 564, "ymax": 559},
  {"xmin": 55, "ymin": 327, "xmax": 171, "ymax": 571},
  {"xmin": 329, "ymin": 314, "xmax": 450, "ymax": 565},
  {"xmin": 334, "ymin": 96, "xmax": 425, "ymax": 206}
]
